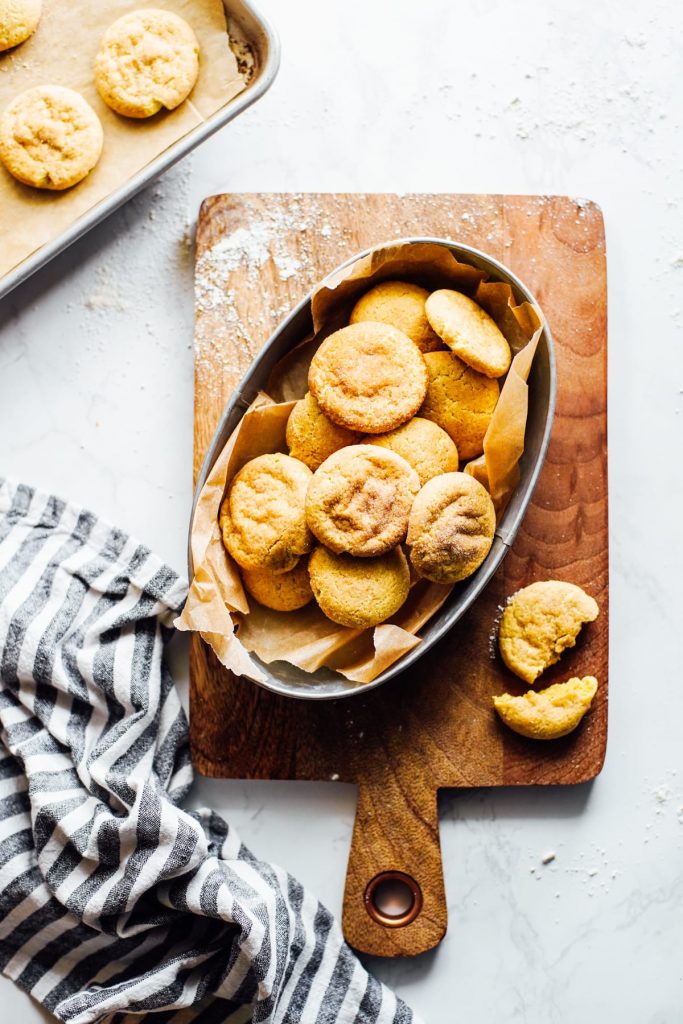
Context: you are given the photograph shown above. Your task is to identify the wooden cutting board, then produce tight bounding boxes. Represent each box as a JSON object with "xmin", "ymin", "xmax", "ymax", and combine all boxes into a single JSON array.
[{"xmin": 190, "ymin": 193, "xmax": 608, "ymax": 957}]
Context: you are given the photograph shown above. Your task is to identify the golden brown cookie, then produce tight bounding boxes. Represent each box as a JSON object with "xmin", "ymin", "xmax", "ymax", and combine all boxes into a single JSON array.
[
  {"xmin": 350, "ymin": 280, "xmax": 443, "ymax": 353},
  {"xmin": 364, "ymin": 417, "xmax": 459, "ymax": 487},
  {"xmin": 493, "ymin": 676, "xmax": 598, "ymax": 740},
  {"xmin": 425, "ymin": 289, "xmax": 512, "ymax": 378},
  {"xmin": 286, "ymin": 392, "xmax": 360, "ymax": 471},
  {"xmin": 308, "ymin": 322, "xmax": 428, "ymax": 434},
  {"xmin": 308, "ymin": 545, "xmax": 410, "ymax": 629},
  {"xmin": 420, "ymin": 351, "xmax": 499, "ymax": 460},
  {"xmin": 306, "ymin": 444, "xmax": 420, "ymax": 557},
  {"xmin": 241, "ymin": 561, "xmax": 313, "ymax": 612},
  {"xmin": 0, "ymin": 86, "xmax": 103, "ymax": 190},
  {"xmin": 95, "ymin": 9, "xmax": 199, "ymax": 119},
  {"xmin": 220, "ymin": 453, "xmax": 313, "ymax": 574},
  {"xmin": 0, "ymin": 0, "xmax": 41, "ymax": 50},
  {"xmin": 407, "ymin": 471, "xmax": 495, "ymax": 583},
  {"xmin": 498, "ymin": 580, "xmax": 600, "ymax": 685}
]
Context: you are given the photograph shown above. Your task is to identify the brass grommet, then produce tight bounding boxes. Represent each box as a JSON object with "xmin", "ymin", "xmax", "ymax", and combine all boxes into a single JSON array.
[{"xmin": 364, "ymin": 871, "xmax": 423, "ymax": 927}]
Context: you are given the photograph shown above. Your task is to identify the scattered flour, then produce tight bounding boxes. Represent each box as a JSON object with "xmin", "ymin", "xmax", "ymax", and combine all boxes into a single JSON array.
[
  {"xmin": 193, "ymin": 194, "xmax": 336, "ymax": 399},
  {"xmin": 274, "ymin": 254, "xmax": 303, "ymax": 281}
]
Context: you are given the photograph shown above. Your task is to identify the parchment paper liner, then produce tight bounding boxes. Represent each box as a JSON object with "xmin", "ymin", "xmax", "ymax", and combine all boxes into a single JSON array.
[
  {"xmin": 0, "ymin": 0, "xmax": 245, "ymax": 280},
  {"xmin": 176, "ymin": 241, "xmax": 544, "ymax": 688}
]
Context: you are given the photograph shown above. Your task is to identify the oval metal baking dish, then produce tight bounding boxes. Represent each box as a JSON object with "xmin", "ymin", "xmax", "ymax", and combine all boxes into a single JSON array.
[{"xmin": 190, "ymin": 237, "xmax": 557, "ymax": 700}]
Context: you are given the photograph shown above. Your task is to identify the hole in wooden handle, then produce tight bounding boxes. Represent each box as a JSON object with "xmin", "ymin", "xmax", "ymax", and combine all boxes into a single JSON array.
[{"xmin": 364, "ymin": 871, "xmax": 423, "ymax": 928}]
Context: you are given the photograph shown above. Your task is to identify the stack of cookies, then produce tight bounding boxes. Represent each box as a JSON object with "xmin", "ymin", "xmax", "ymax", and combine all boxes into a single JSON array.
[{"xmin": 220, "ymin": 279, "xmax": 513, "ymax": 630}]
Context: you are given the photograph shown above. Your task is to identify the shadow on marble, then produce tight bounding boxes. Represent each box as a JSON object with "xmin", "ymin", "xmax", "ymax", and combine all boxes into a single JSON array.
[
  {"xmin": 439, "ymin": 781, "xmax": 594, "ymax": 823},
  {"xmin": 1, "ymin": 177, "xmax": 177, "ymax": 321},
  {"xmin": 361, "ymin": 944, "xmax": 443, "ymax": 990}
]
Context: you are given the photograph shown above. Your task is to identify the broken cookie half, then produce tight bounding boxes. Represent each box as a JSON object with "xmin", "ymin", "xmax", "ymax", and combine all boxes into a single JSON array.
[
  {"xmin": 498, "ymin": 580, "xmax": 599, "ymax": 685},
  {"xmin": 493, "ymin": 675, "xmax": 598, "ymax": 741}
]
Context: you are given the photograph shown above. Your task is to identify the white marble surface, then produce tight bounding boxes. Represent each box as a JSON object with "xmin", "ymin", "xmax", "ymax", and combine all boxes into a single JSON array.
[{"xmin": 2, "ymin": 0, "xmax": 683, "ymax": 1020}]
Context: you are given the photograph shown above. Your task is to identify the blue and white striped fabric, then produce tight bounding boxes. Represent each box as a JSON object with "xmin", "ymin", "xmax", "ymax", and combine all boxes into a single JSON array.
[{"xmin": 0, "ymin": 479, "xmax": 417, "ymax": 1024}]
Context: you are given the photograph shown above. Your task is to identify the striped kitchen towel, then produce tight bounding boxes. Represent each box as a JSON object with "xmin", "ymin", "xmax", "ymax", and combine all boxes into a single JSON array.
[{"xmin": 0, "ymin": 479, "xmax": 417, "ymax": 1024}]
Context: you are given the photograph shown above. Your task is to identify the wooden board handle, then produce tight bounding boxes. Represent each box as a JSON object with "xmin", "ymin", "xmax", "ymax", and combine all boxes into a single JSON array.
[{"xmin": 342, "ymin": 779, "xmax": 446, "ymax": 957}]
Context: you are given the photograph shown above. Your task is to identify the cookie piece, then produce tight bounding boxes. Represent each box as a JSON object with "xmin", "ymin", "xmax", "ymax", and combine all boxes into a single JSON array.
[
  {"xmin": 220, "ymin": 453, "xmax": 313, "ymax": 574},
  {"xmin": 493, "ymin": 676, "xmax": 598, "ymax": 740},
  {"xmin": 364, "ymin": 417, "xmax": 459, "ymax": 487},
  {"xmin": 498, "ymin": 580, "xmax": 599, "ymax": 685},
  {"xmin": 420, "ymin": 351, "xmax": 499, "ymax": 460},
  {"xmin": 0, "ymin": 0, "xmax": 41, "ymax": 50},
  {"xmin": 308, "ymin": 322, "xmax": 428, "ymax": 434},
  {"xmin": 286, "ymin": 392, "xmax": 360, "ymax": 471},
  {"xmin": 426, "ymin": 289, "xmax": 512, "ymax": 378},
  {"xmin": 306, "ymin": 444, "xmax": 420, "ymax": 557},
  {"xmin": 95, "ymin": 9, "xmax": 199, "ymax": 118},
  {"xmin": 350, "ymin": 280, "xmax": 443, "ymax": 353},
  {"xmin": 308, "ymin": 545, "xmax": 410, "ymax": 629},
  {"xmin": 0, "ymin": 86, "xmax": 103, "ymax": 190},
  {"xmin": 241, "ymin": 561, "xmax": 313, "ymax": 612},
  {"xmin": 407, "ymin": 471, "xmax": 495, "ymax": 584}
]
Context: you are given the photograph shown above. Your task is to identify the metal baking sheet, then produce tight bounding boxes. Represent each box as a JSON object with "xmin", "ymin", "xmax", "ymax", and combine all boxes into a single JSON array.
[{"xmin": 0, "ymin": 0, "xmax": 279, "ymax": 301}]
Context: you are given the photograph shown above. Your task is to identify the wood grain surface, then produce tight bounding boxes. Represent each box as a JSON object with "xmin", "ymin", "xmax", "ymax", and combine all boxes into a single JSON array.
[{"xmin": 190, "ymin": 193, "xmax": 608, "ymax": 957}]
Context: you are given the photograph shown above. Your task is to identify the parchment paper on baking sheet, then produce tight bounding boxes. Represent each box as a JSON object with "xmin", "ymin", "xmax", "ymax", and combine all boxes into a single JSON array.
[{"xmin": 0, "ymin": 0, "xmax": 245, "ymax": 279}]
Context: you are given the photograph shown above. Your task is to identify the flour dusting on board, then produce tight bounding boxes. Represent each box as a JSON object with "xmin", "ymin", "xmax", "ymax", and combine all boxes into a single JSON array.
[
  {"xmin": 194, "ymin": 195, "xmax": 339, "ymax": 398},
  {"xmin": 195, "ymin": 195, "xmax": 325, "ymax": 307}
]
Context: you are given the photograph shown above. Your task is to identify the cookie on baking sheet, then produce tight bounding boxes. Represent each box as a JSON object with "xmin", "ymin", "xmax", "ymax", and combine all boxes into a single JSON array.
[
  {"xmin": 308, "ymin": 322, "xmax": 428, "ymax": 434},
  {"xmin": 241, "ymin": 560, "xmax": 313, "ymax": 612},
  {"xmin": 305, "ymin": 444, "xmax": 420, "ymax": 558},
  {"xmin": 220, "ymin": 453, "xmax": 313, "ymax": 574},
  {"xmin": 498, "ymin": 580, "xmax": 599, "ymax": 685},
  {"xmin": 286, "ymin": 392, "xmax": 361, "ymax": 471},
  {"xmin": 0, "ymin": 0, "xmax": 41, "ymax": 51},
  {"xmin": 407, "ymin": 471, "xmax": 495, "ymax": 584},
  {"xmin": 0, "ymin": 86, "xmax": 103, "ymax": 190},
  {"xmin": 308, "ymin": 545, "xmax": 410, "ymax": 629},
  {"xmin": 426, "ymin": 289, "xmax": 512, "ymax": 378},
  {"xmin": 419, "ymin": 350, "xmax": 499, "ymax": 461},
  {"xmin": 350, "ymin": 280, "xmax": 443, "ymax": 353},
  {"xmin": 493, "ymin": 676, "xmax": 598, "ymax": 740},
  {"xmin": 95, "ymin": 8, "xmax": 199, "ymax": 118},
  {"xmin": 364, "ymin": 416, "xmax": 459, "ymax": 487}
]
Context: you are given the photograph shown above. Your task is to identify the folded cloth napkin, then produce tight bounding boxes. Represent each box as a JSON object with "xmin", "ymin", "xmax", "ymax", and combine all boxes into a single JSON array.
[{"xmin": 0, "ymin": 479, "xmax": 417, "ymax": 1024}]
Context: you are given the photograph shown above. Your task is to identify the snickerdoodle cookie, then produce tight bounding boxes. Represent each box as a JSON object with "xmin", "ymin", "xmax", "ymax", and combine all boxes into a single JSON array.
[
  {"xmin": 350, "ymin": 280, "xmax": 443, "ymax": 353},
  {"xmin": 498, "ymin": 580, "xmax": 599, "ymax": 685},
  {"xmin": 220, "ymin": 453, "xmax": 313, "ymax": 574},
  {"xmin": 426, "ymin": 289, "xmax": 512, "ymax": 378},
  {"xmin": 308, "ymin": 545, "xmax": 410, "ymax": 629},
  {"xmin": 241, "ymin": 561, "xmax": 313, "ymax": 612},
  {"xmin": 420, "ymin": 351, "xmax": 499, "ymax": 460},
  {"xmin": 95, "ymin": 9, "xmax": 199, "ymax": 119},
  {"xmin": 306, "ymin": 444, "xmax": 420, "ymax": 557},
  {"xmin": 0, "ymin": 86, "xmax": 103, "ymax": 190},
  {"xmin": 308, "ymin": 322, "xmax": 428, "ymax": 434},
  {"xmin": 286, "ymin": 392, "xmax": 360, "ymax": 471},
  {"xmin": 364, "ymin": 417, "xmax": 459, "ymax": 486},
  {"xmin": 407, "ymin": 471, "xmax": 495, "ymax": 583},
  {"xmin": 493, "ymin": 676, "xmax": 598, "ymax": 740},
  {"xmin": 0, "ymin": 0, "xmax": 41, "ymax": 51}
]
